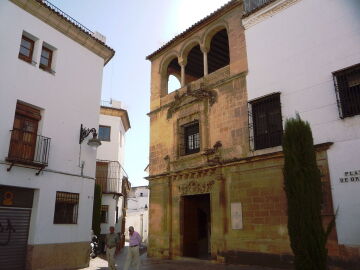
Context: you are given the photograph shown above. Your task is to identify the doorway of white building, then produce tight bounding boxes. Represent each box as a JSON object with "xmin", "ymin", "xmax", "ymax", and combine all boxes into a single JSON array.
[{"xmin": 0, "ymin": 185, "xmax": 34, "ymax": 270}]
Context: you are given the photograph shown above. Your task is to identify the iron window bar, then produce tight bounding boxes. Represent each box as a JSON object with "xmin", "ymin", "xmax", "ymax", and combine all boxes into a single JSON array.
[
  {"xmin": 53, "ymin": 192, "xmax": 79, "ymax": 224},
  {"xmin": 244, "ymin": 0, "xmax": 274, "ymax": 14},
  {"xmin": 248, "ymin": 93, "xmax": 283, "ymax": 151},
  {"xmin": 183, "ymin": 121, "xmax": 200, "ymax": 155},
  {"xmin": 101, "ymin": 205, "xmax": 109, "ymax": 223},
  {"xmin": 332, "ymin": 63, "xmax": 360, "ymax": 119}
]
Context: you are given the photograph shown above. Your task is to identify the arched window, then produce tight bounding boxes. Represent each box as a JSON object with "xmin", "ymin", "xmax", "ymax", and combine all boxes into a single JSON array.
[
  {"xmin": 168, "ymin": 75, "xmax": 181, "ymax": 93},
  {"xmin": 208, "ymin": 28, "xmax": 229, "ymax": 74},
  {"xmin": 185, "ymin": 45, "xmax": 204, "ymax": 84},
  {"xmin": 166, "ymin": 57, "xmax": 181, "ymax": 93}
]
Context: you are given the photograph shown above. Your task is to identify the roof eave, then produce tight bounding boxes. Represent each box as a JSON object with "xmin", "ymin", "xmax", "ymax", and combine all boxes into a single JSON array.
[
  {"xmin": 145, "ymin": 0, "xmax": 242, "ymax": 61},
  {"xmin": 11, "ymin": 0, "xmax": 115, "ymax": 66}
]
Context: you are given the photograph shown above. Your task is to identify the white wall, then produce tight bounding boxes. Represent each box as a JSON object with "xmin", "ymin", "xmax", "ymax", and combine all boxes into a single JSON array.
[
  {"xmin": 125, "ymin": 210, "xmax": 149, "ymax": 243},
  {"xmin": 244, "ymin": 0, "xmax": 360, "ymax": 245},
  {"xmin": 97, "ymin": 113, "xmax": 126, "ymax": 165},
  {"xmin": 126, "ymin": 186, "xmax": 149, "ymax": 243},
  {"xmin": 127, "ymin": 186, "xmax": 149, "ymax": 211},
  {"xmin": 100, "ymin": 194, "xmax": 124, "ymax": 235},
  {"xmin": 0, "ymin": 1, "xmax": 106, "ymax": 245},
  {"xmin": 96, "ymin": 107, "xmax": 127, "ymax": 235}
]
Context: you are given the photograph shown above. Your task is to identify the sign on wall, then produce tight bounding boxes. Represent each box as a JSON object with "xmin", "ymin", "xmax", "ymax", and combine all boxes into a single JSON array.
[
  {"xmin": 339, "ymin": 170, "xmax": 360, "ymax": 183},
  {"xmin": 0, "ymin": 185, "xmax": 34, "ymax": 208},
  {"xmin": 231, "ymin": 202, "xmax": 243, "ymax": 230}
]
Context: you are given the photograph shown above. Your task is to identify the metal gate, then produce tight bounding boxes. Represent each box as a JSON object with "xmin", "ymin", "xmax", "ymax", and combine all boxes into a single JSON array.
[{"xmin": 0, "ymin": 207, "xmax": 31, "ymax": 270}]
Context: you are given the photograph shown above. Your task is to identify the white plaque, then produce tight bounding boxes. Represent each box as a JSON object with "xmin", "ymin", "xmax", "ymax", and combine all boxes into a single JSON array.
[{"xmin": 231, "ymin": 202, "xmax": 243, "ymax": 230}]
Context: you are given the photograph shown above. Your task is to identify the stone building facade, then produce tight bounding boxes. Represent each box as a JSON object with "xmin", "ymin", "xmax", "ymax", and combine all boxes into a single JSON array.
[{"xmin": 146, "ymin": 0, "xmax": 359, "ymax": 268}]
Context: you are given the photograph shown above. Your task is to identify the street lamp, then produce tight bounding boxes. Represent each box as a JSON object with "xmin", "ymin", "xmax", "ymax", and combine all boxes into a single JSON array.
[{"xmin": 79, "ymin": 124, "xmax": 101, "ymax": 149}]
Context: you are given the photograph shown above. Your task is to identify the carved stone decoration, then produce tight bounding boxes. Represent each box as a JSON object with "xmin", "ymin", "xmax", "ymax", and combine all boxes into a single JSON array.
[
  {"xmin": 178, "ymin": 179, "xmax": 215, "ymax": 195},
  {"xmin": 187, "ymin": 87, "xmax": 218, "ymax": 106},
  {"xmin": 203, "ymin": 141, "xmax": 222, "ymax": 165},
  {"xmin": 167, "ymin": 86, "xmax": 218, "ymax": 119},
  {"xmin": 164, "ymin": 155, "xmax": 170, "ymax": 171}
]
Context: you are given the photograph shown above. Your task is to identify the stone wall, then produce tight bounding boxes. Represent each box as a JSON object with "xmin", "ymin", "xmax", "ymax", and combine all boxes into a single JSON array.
[{"xmin": 26, "ymin": 242, "xmax": 89, "ymax": 270}]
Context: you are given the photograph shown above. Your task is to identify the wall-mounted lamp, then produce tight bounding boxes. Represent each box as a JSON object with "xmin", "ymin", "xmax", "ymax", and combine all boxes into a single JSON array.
[{"xmin": 79, "ymin": 124, "xmax": 101, "ymax": 149}]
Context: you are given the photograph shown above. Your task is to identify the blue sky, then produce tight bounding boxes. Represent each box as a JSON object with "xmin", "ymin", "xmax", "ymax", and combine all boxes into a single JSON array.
[{"xmin": 50, "ymin": 0, "xmax": 229, "ymax": 186}]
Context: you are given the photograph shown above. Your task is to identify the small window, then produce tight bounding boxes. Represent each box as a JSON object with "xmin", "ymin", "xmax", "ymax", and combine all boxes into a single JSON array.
[
  {"xmin": 40, "ymin": 46, "xmax": 53, "ymax": 71},
  {"xmin": 249, "ymin": 93, "xmax": 283, "ymax": 150},
  {"xmin": 99, "ymin": 126, "xmax": 111, "ymax": 141},
  {"xmin": 19, "ymin": 35, "xmax": 35, "ymax": 63},
  {"xmin": 183, "ymin": 121, "xmax": 200, "ymax": 155},
  {"xmin": 116, "ymin": 206, "xmax": 119, "ymax": 223},
  {"xmin": 101, "ymin": 205, "xmax": 109, "ymax": 223},
  {"xmin": 53, "ymin": 192, "xmax": 79, "ymax": 224},
  {"xmin": 140, "ymin": 192, "xmax": 143, "ymax": 197},
  {"xmin": 333, "ymin": 63, "xmax": 360, "ymax": 118}
]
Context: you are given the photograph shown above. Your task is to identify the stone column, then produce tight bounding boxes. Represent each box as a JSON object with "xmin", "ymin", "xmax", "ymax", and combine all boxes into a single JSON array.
[
  {"xmin": 201, "ymin": 45, "xmax": 209, "ymax": 76},
  {"xmin": 179, "ymin": 58, "xmax": 187, "ymax": 87}
]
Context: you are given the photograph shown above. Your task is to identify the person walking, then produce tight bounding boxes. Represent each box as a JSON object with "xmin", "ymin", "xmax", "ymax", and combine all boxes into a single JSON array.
[
  {"xmin": 105, "ymin": 226, "xmax": 119, "ymax": 270},
  {"xmin": 124, "ymin": 226, "xmax": 142, "ymax": 270}
]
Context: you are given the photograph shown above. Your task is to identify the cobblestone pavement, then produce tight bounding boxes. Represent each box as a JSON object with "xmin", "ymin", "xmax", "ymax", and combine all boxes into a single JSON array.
[{"xmin": 79, "ymin": 247, "xmax": 284, "ymax": 270}]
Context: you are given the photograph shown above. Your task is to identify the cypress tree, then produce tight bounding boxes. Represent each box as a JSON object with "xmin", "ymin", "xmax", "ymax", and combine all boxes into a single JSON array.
[
  {"xmin": 282, "ymin": 114, "xmax": 328, "ymax": 270},
  {"xmin": 92, "ymin": 184, "xmax": 102, "ymax": 236}
]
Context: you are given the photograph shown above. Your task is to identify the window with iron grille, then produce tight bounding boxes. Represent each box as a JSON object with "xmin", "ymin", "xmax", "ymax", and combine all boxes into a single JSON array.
[
  {"xmin": 249, "ymin": 93, "xmax": 283, "ymax": 150},
  {"xmin": 333, "ymin": 63, "xmax": 360, "ymax": 118},
  {"xmin": 183, "ymin": 121, "xmax": 200, "ymax": 155},
  {"xmin": 53, "ymin": 192, "xmax": 79, "ymax": 224},
  {"xmin": 100, "ymin": 205, "xmax": 109, "ymax": 223},
  {"xmin": 99, "ymin": 125, "xmax": 111, "ymax": 141}
]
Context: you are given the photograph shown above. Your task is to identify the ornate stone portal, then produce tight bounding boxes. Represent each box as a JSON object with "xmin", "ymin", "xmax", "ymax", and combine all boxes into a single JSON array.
[{"xmin": 178, "ymin": 179, "xmax": 215, "ymax": 195}]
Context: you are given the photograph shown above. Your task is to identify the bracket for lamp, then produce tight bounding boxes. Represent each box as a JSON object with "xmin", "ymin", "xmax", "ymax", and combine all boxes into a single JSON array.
[{"xmin": 79, "ymin": 124, "xmax": 98, "ymax": 144}]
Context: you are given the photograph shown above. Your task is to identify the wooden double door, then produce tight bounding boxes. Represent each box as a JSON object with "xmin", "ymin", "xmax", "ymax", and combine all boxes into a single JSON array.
[{"xmin": 8, "ymin": 103, "xmax": 40, "ymax": 163}]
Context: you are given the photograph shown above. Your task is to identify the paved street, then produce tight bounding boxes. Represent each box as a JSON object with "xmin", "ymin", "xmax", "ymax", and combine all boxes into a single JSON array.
[{"xmin": 79, "ymin": 246, "xmax": 284, "ymax": 270}]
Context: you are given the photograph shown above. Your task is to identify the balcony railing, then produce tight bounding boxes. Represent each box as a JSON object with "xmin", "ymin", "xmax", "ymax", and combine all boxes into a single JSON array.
[
  {"xmin": 244, "ymin": 0, "xmax": 274, "ymax": 14},
  {"xmin": 7, "ymin": 129, "xmax": 51, "ymax": 167},
  {"xmin": 96, "ymin": 160, "xmax": 128, "ymax": 194},
  {"xmin": 36, "ymin": 0, "xmax": 94, "ymax": 36}
]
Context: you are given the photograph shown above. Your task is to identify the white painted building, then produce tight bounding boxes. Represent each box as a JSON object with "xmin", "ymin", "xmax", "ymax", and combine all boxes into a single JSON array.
[
  {"xmin": 95, "ymin": 99, "xmax": 131, "ymax": 248},
  {"xmin": 243, "ymin": 0, "xmax": 360, "ymax": 246},
  {"xmin": 0, "ymin": 0, "xmax": 114, "ymax": 269},
  {"xmin": 126, "ymin": 186, "xmax": 149, "ymax": 244}
]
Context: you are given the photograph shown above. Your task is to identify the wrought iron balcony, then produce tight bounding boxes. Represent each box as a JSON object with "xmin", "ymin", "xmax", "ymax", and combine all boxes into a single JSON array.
[
  {"xmin": 6, "ymin": 129, "xmax": 51, "ymax": 169},
  {"xmin": 244, "ymin": 0, "xmax": 274, "ymax": 14},
  {"xmin": 96, "ymin": 160, "xmax": 128, "ymax": 194}
]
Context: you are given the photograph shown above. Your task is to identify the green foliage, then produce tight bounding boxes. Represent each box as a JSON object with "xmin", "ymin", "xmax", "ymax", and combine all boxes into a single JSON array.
[
  {"xmin": 92, "ymin": 184, "xmax": 102, "ymax": 236},
  {"xmin": 282, "ymin": 114, "xmax": 328, "ymax": 270}
]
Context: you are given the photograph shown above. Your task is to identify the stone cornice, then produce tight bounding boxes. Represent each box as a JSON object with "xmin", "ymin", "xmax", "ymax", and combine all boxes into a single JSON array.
[
  {"xmin": 242, "ymin": 0, "xmax": 302, "ymax": 30},
  {"xmin": 100, "ymin": 106, "xmax": 131, "ymax": 132},
  {"xmin": 10, "ymin": 0, "xmax": 115, "ymax": 65},
  {"xmin": 145, "ymin": 142, "xmax": 333, "ymax": 180}
]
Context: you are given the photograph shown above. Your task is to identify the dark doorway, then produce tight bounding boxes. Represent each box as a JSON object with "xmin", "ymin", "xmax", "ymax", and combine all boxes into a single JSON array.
[{"xmin": 182, "ymin": 194, "xmax": 211, "ymax": 259}]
